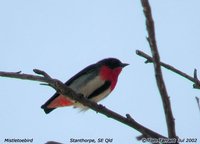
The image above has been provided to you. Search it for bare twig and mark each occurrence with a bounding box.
[45,141,63,144]
[136,50,200,89]
[33,69,52,79]
[141,0,177,140]
[193,69,200,89]
[0,70,166,140]
[195,97,200,112]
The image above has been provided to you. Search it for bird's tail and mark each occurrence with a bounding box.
[41,94,74,114]
[41,105,55,114]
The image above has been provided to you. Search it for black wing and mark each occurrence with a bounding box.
[41,63,98,114]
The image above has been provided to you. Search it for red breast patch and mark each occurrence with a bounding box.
[100,66,122,90]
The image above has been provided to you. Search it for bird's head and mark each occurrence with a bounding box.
[97,58,128,89]
[97,58,129,69]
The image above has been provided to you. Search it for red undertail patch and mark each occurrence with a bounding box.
[47,95,74,108]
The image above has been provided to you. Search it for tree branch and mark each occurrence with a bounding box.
[45,141,63,144]
[136,50,200,89]
[0,69,166,140]
[141,0,177,140]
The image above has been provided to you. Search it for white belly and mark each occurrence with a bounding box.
[73,87,111,111]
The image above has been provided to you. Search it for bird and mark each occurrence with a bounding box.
[41,58,128,114]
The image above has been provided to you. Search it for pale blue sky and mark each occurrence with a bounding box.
[0,0,200,143]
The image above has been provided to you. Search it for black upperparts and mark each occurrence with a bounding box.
[97,58,128,69]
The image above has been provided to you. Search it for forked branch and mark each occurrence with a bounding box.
[141,0,177,140]
[136,50,200,89]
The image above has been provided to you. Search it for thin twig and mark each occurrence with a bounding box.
[195,97,200,112]
[33,69,52,79]
[193,69,200,89]
[0,70,166,140]
[45,141,63,144]
[136,50,200,89]
[141,0,177,140]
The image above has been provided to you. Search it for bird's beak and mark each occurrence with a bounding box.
[121,63,129,68]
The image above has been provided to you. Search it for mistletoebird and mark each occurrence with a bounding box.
[41,58,128,114]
